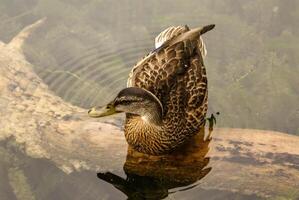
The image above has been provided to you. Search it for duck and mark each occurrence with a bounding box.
[88,24,215,155]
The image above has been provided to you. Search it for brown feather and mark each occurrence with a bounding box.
[125,25,214,155]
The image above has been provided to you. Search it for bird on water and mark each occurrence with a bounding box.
[88,24,215,155]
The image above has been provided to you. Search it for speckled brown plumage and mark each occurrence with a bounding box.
[125,25,214,155]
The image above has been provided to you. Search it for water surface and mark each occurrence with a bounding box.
[0,1,299,199]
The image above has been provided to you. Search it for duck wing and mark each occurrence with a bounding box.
[127,25,189,87]
[154,25,190,49]
[127,25,214,125]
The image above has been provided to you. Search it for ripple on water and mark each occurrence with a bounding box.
[38,37,155,108]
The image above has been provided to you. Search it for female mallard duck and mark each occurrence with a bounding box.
[88,24,215,155]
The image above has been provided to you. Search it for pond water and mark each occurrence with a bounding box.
[0,129,262,200]
[0,0,299,200]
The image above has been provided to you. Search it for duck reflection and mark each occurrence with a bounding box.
[97,126,212,199]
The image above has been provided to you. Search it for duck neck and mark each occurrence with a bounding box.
[139,107,163,126]
[124,113,166,154]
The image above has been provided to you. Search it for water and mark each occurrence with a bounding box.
[9,0,297,134]
[1,119,298,200]
[0,130,262,200]
[0,0,299,199]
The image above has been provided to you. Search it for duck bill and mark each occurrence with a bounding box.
[88,104,118,118]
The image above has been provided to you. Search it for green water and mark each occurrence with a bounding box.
[0,0,299,199]
[0,137,262,200]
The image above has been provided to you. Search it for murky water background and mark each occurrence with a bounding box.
[1,0,296,133]
[1,0,299,199]
[1,130,265,200]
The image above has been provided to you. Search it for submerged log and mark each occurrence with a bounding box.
[0,19,298,199]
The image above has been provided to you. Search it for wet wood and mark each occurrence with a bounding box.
[0,19,298,199]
